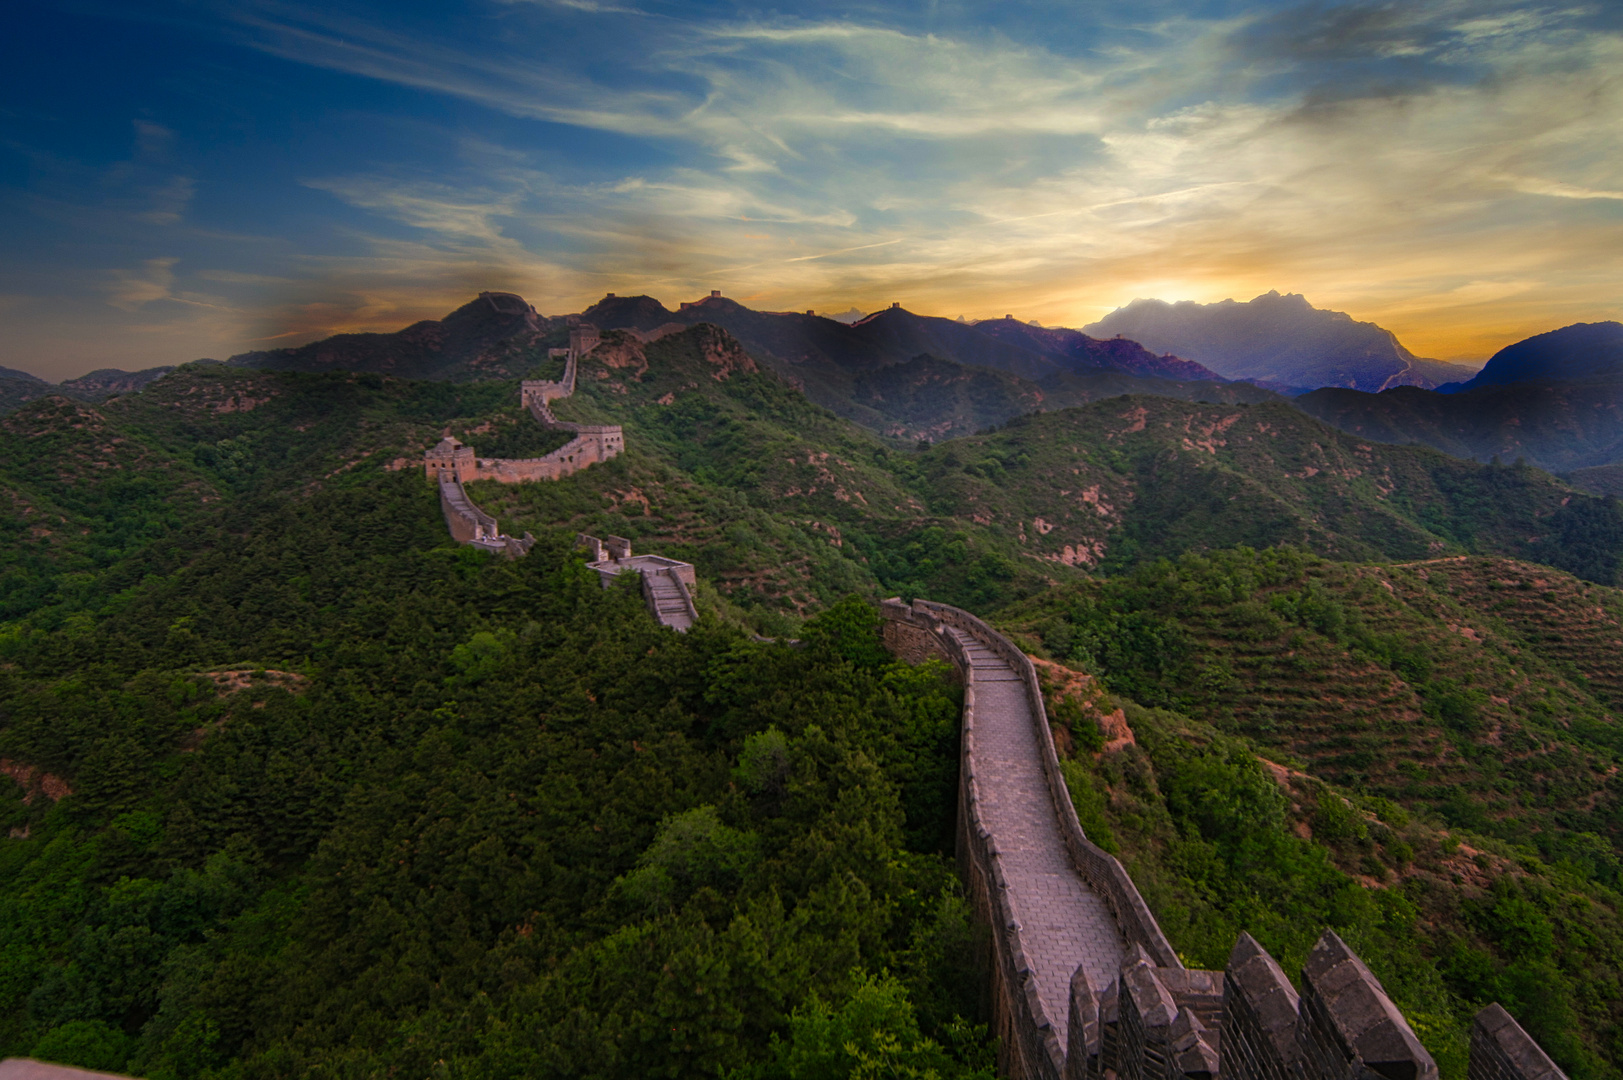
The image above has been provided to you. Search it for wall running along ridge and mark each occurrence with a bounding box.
[424,322,622,557]
[877,599,1567,1080]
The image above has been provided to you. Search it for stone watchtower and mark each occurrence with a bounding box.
[567,319,600,357]
[423,435,475,482]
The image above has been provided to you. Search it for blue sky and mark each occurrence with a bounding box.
[2,0,1620,379]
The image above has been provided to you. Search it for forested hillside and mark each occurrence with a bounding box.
[4,324,1623,1077]
[0,480,991,1078]
[1003,547,1623,1074]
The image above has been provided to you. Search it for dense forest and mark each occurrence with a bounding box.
[4,332,1623,1077]
[0,476,993,1078]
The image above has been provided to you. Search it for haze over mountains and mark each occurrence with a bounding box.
[0,364,174,415]
[1084,291,1478,393]
[1296,321,1623,479]
[10,289,1623,475]
[225,290,1273,441]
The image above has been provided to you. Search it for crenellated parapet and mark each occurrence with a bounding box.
[877,597,1567,1080]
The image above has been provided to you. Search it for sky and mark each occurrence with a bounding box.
[2,0,1620,380]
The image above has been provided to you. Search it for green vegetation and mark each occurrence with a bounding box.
[0,472,990,1078]
[1014,549,1623,1076]
[7,325,1623,1077]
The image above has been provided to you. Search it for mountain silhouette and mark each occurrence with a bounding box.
[1083,290,1475,392]
[1297,322,1623,473]
[1453,321,1623,391]
[230,291,552,380]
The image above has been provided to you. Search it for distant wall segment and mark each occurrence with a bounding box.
[878,598,1566,1080]
[423,323,622,557]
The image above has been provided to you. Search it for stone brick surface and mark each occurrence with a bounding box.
[1298,931,1437,1080]
[1470,1004,1568,1080]
[947,626,1127,1049]
[1222,932,1302,1080]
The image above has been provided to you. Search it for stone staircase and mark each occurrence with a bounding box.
[644,570,696,632]
[578,534,698,632]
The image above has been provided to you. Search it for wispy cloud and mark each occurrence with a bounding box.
[8,0,1621,376]
[107,257,180,310]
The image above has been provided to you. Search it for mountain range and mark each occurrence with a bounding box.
[1084,291,1477,392]
[12,292,1622,474]
[0,364,175,414]
[5,317,1623,1074]
[225,290,1272,441]
[1296,321,1623,477]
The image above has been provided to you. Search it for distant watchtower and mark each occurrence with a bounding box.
[423,435,476,481]
[567,320,600,357]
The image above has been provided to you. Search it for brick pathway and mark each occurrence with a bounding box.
[948,627,1126,1047]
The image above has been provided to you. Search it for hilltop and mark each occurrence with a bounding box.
[229,291,564,381]
[0,365,176,415]
[1454,321,1623,390]
[1085,291,1477,392]
[578,292,1266,441]
[8,324,1622,638]
[219,290,1260,442]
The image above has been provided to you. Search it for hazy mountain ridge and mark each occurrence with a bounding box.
[1454,321,1623,390]
[219,290,1246,439]
[1296,322,1623,474]
[1084,291,1478,392]
[229,291,562,381]
[0,365,176,415]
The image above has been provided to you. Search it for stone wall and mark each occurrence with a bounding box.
[576,535,698,631]
[877,597,1565,1080]
[438,473,499,543]
[881,598,1175,1080]
[905,599,1180,968]
[426,322,623,556]
[1472,1005,1568,1080]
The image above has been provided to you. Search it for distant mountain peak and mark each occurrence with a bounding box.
[1084,291,1471,392]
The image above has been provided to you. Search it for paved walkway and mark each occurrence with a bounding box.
[948,626,1126,1048]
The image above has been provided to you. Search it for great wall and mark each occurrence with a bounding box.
[0,296,1576,1080]
[424,312,697,631]
[876,597,1567,1080]
[420,299,1565,1080]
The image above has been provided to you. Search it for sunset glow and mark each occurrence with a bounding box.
[3,1,1620,378]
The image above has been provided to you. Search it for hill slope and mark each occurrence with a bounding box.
[6,325,1623,1075]
[1296,379,1623,473]
[0,366,177,416]
[898,396,1622,584]
[1085,291,1476,392]
[578,293,1250,440]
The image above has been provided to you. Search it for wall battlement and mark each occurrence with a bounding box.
[878,599,1566,1080]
